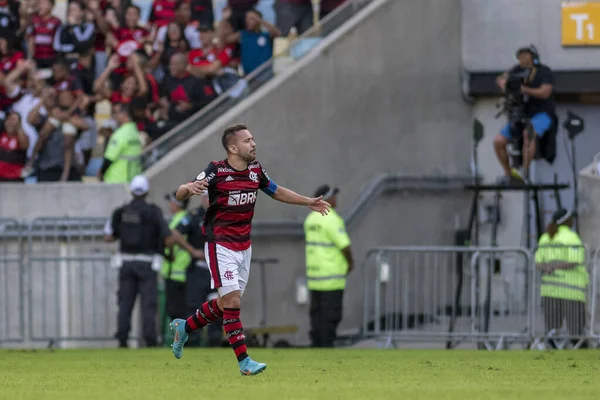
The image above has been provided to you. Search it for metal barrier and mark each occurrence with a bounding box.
[26,218,120,345]
[5,217,600,349]
[0,219,24,345]
[362,246,533,349]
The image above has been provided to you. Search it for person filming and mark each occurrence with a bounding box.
[493,45,555,184]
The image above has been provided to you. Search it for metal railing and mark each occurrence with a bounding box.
[6,217,600,350]
[362,246,532,350]
[141,0,374,170]
[362,245,600,350]
[26,218,119,344]
[0,218,125,347]
[0,218,24,345]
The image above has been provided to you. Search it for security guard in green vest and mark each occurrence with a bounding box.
[162,191,193,322]
[535,208,588,344]
[98,103,143,184]
[304,185,354,347]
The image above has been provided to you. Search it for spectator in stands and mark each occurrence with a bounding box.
[0,45,27,114]
[0,35,24,78]
[26,58,90,181]
[0,0,21,40]
[26,99,84,182]
[157,52,216,131]
[154,1,201,51]
[148,21,190,79]
[0,112,29,182]
[130,96,154,145]
[276,0,313,36]
[95,54,149,104]
[149,0,178,31]
[130,52,161,110]
[49,58,87,118]
[226,0,258,31]
[226,9,280,79]
[98,102,142,183]
[85,0,113,78]
[53,1,96,66]
[216,16,240,68]
[106,4,151,86]
[188,25,241,94]
[190,0,214,29]
[26,0,61,69]
[13,67,46,159]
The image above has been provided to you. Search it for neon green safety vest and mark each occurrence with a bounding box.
[304,208,351,291]
[103,122,142,183]
[161,210,191,282]
[535,225,589,302]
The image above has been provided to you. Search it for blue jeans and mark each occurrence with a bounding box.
[500,112,552,139]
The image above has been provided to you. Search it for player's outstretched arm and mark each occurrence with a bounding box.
[176,180,208,201]
[271,186,331,216]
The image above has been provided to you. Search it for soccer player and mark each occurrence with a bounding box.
[171,123,331,375]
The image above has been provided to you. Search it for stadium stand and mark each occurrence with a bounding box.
[0,0,346,184]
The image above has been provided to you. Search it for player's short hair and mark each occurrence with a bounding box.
[222,123,248,152]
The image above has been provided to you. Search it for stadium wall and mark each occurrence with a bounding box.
[0,183,130,219]
[145,0,474,343]
[462,0,600,72]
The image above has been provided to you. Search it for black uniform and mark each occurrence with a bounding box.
[111,198,171,347]
[176,206,223,347]
[508,63,556,117]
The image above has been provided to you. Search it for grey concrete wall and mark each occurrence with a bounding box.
[462,0,600,72]
[0,183,131,220]
[144,0,474,344]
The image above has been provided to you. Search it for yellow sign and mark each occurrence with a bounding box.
[562,2,600,46]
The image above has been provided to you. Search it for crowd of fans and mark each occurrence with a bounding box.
[0,0,347,183]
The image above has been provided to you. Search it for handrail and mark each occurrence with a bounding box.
[140,0,374,170]
[251,174,474,237]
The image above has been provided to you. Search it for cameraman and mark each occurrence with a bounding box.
[493,46,555,184]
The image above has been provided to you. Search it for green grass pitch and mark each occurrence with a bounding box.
[0,348,599,399]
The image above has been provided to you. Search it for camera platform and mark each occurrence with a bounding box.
[464,182,570,250]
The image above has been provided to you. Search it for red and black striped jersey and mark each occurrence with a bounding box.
[26,15,62,61]
[149,0,177,28]
[0,51,24,75]
[195,159,278,251]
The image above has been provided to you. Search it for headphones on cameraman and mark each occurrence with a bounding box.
[516,44,540,65]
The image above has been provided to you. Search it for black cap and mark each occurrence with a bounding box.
[314,184,339,200]
[197,24,214,33]
[165,191,189,209]
[552,208,575,225]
